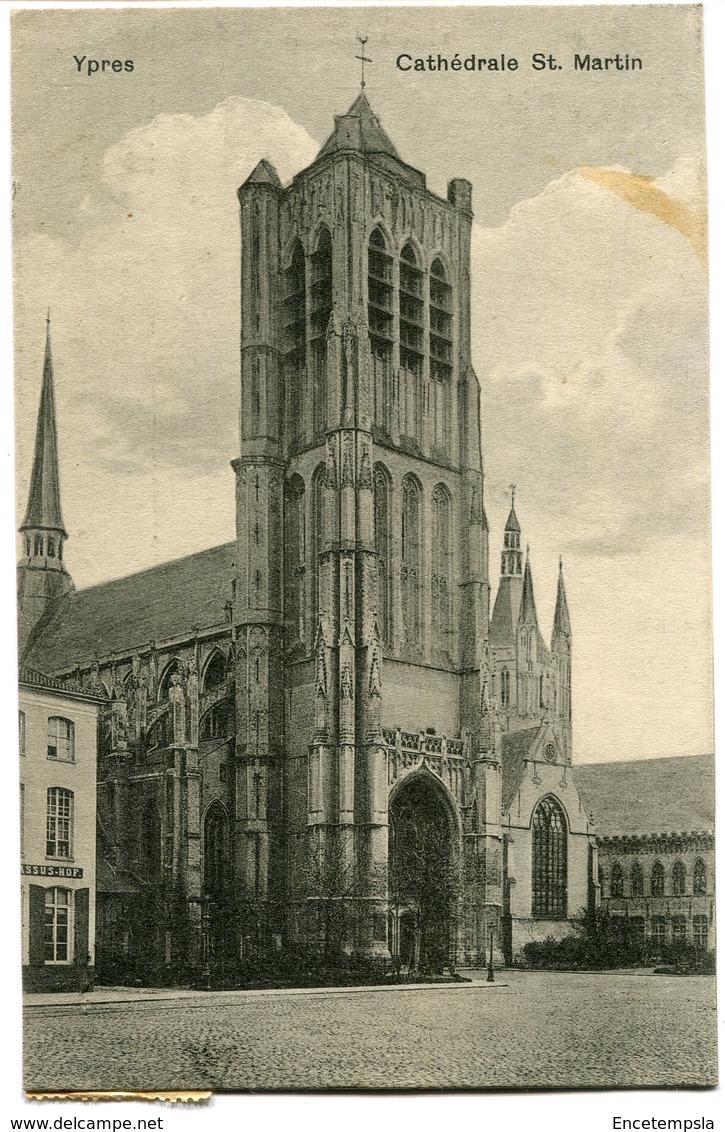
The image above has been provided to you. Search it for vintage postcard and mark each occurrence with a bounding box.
[10,1,716,1095]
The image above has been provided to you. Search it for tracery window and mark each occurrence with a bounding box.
[693,858,707,895]
[282,240,306,447]
[368,228,393,433]
[401,474,422,648]
[672,860,686,896]
[311,226,332,436]
[630,860,644,897]
[532,796,567,919]
[373,465,391,645]
[431,484,452,657]
[650,860,665,896]
[610,861,624,898]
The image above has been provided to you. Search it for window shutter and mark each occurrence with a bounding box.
[28,885,46,966]
[74,888,90,966]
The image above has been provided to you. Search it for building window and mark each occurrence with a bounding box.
[693,914,709,949]
[693,857,707,895]
[46,787,73,858]
[368,228,393,433]
[630,860,644,897]
[501,667,510,709]
[219,762,227,784]
[311,463,327,632]
[310,226,332,436]
[204,803,228,896]
[401,475,422,649]
[20,783,25,857]
[18,710,26,756]
[284,475,307,646]
[44,887,72,963]
[610,861,624,898]
[34,535,43,556]
[672,915,687,943]
[399,242,423,442]
[429,258,452,449]
[672,860,686,896]
[650,860,665,896]
[650,916,666,948]
[431,485,452,658]
[374,465,391,645]
[282,240,306,447]
[47,537,56,558]
[532,795,567,919]
[47,716,74,761]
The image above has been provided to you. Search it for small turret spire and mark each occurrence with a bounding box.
[519,548,539,627]
[552,557,572,640]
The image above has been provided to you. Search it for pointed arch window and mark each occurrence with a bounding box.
[399,242,423,442]
[429,258,452,450]
[401,475,422,649]
[532,796,567,919]
[282,241,306,447]
[630,860,644,897]
[650,860,665,896]
[284,475,307,647]
[501,667,510,709]
[431,484,452,658]
[610,861,624,898]
[672,860,686,896]
[311,227,332,435]
[693,857,707,895]
[374,465,391,646]
[203,802,229,896]
[368,228,393,433]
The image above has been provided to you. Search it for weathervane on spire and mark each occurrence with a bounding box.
[356,35,372,90]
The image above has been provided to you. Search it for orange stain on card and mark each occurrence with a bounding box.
[577,166,707,267]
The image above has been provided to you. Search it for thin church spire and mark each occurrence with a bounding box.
[21,314,66,536]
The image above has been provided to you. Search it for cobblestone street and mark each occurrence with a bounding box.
[23,971,717,1093]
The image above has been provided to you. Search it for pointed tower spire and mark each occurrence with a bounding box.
[490,488,525,649]
[519,546,539,627]
[552,557,572,641]
[21,313,66,537]
[17,316,73,656]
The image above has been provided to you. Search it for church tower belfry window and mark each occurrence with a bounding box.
[401,474,422,649]
[310,226,332,436]
[431,483,452,657]
[429,258,452,451]
[373,465,391,645]
[368,228,394,433]
[282,241,306,447]
[399,242,423,443]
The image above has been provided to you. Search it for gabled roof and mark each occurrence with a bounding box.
[317,91,401,161]
[572,754,715,836]
[23,542,236,673]
[501,726,541,811]
[19,666,105,703]
[21,320,66,535]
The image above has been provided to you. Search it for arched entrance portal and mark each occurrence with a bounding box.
[388,774,459,973]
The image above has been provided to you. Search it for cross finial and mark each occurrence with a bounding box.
[356,35,372,90]
[509,483,516,509]
[46,308,50,328]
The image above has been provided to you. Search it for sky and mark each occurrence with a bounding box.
[11,3,711,763]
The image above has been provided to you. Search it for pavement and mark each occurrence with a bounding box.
[23,969,717,1092]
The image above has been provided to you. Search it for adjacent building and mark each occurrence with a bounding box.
[19,667,103,991]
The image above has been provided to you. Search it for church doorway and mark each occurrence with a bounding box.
[388,774,459,974]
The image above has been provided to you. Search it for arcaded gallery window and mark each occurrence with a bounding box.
[46,787,73,859]
[650,860,665,896]
[693,857,707,895]
[532,796,567,919]
[44,887,72,963]
[630,860,644,897]
[47,716,74,761]
[610,861,624,898]
[672,860,686,896]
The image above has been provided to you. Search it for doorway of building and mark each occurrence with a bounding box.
[388,773,458,973]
